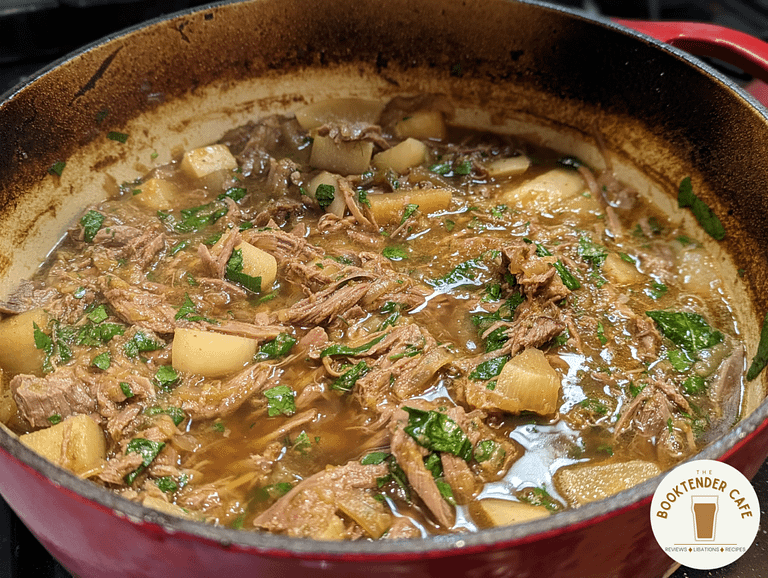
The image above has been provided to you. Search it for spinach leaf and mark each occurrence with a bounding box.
[255,333,297,361]
[331,361,371,392]
[320,333,387,358]
[91,351,111,370]
[175,293,216,323]
[646,310,724,353]
[382,245,408,261]
[402,407,472,461]
[263,385,296,417]
[747,311,768,381]
[124,438,166,485]
[124,330,165,358]
[173,200,229,233]
[577,236,608,267]
[519,485,562,513]
[144,406,185,426]
[154,366,180,391]
[225,248,262,293]
[217,187,247,202]
[469,355,509,381]
[678,176,726,241]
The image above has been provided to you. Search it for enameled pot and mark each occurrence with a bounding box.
[2,1,768,576]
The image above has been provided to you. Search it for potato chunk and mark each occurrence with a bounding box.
[484,155,531,178]
[367,187,452,224]
[295,98,385,131]
[172,327,258,377]
[472,498,550,528]
[492,348,561,415]
[307,171,346,218]
[19,414,106,475]
[501,168,599,215]
[372,138,428,174]
[394,110,447,141]
[234,241,277,291]
[554,460,661,507]
[180,144,237,179]
[0,308,49,376]
[134,178,179,211]
[602,253,645,286]
[309,135,373,175]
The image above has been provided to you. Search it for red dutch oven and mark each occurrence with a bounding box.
[2,1,768,577]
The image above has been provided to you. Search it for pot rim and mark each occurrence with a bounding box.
[1,0,767,559]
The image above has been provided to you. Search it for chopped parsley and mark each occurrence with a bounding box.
[315,183,335,208]
[123,330,164,358]
[79,210,105,243]
[107,131,129,144]
[153,366,180,391]
[48,160,66,176]
[175,293,216,323]
[264,385,296,417]
[144,406,185,426]
[519,485,562,513]
[172,200,229,233]
[382,245,408,261]
[91,351,111,370]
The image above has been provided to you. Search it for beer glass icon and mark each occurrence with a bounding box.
[691,496,718,541]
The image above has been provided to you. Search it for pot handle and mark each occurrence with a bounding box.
[614,19,768,105]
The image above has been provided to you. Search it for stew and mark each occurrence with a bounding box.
[0,94,753,539]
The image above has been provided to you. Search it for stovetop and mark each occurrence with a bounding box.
[1,0,768,576]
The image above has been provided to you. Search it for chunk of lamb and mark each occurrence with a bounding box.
[11,366,96,429]
[253,461,391,540]
[389,407,455,529]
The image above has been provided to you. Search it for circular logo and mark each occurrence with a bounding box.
[650,459,760,570]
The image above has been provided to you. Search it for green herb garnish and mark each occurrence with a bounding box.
[678,176,725,241]
[382,246,408,261]
[402,407,472,461]
[255,333,296,360]
[315,183,335,208]
[124,438,165,485]
[747,311,768,381]
[469,355,509,381]
[225,248,263,292]
[331,361,371,392]
[264,385,296,417]
[320,333,387,358]
[153,366,180,391]
[646,310,724,353]
[91,351,111,370]
[79,210,105,243]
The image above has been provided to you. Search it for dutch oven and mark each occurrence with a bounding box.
[1,1,768,576]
